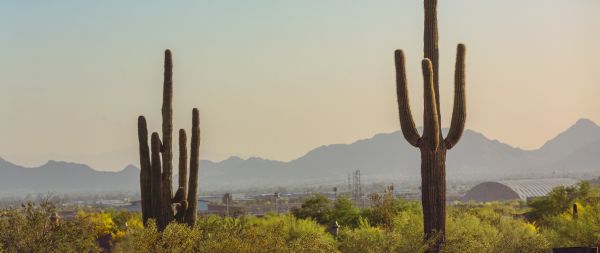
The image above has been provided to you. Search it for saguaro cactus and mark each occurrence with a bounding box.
[185,108,200,226]
[137,50,201,231]
[160,50,175,227]
[394,0,466,251]
[178,129,188,195]
[137,116,151,225]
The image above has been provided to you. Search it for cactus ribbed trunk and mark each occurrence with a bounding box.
[160,50,175,227]
[137,116,151,225]
[185,108,200,227]
[394,1,467,251]
[178,129,188,195]
[138,49,201,231]
[150,132,163,229]
[424,0,440,122]
[420,148,446,252]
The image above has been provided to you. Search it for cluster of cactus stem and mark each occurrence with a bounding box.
[395,0,466,251]
[138,50,200,231]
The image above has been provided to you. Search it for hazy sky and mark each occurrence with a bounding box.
[1,1,599,171]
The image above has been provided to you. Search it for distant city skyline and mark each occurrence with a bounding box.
[1,1,599,171]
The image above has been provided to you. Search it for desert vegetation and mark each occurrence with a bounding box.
[1,182,599,252]
[2,0,596,251]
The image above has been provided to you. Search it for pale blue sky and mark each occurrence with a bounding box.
[1,1,599,170]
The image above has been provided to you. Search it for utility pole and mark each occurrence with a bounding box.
[347,173,352,192]
[222,193,232,216]
[274,192,280,214]
[333,187,338,202]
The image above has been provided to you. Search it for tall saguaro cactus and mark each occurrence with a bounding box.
[185,108,200,227]
[160,50,175,227]
[394,0,466,251]
[137,50,201,231]
[137,116,151,225]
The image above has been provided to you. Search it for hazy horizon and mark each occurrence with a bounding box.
[1,0,599,171]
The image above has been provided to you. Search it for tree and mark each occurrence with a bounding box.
[332,197,361,228]
[291,194,333,225]
[527,182,591,223]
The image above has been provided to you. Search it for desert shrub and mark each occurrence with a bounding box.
[446,203,549,253]
[361,192,420,229]
[337,218,391,253]
[0,202,98,253]
[391,209,430,252]
[442,212,499,253]
[290,194,333,225]
[77,208,142,247]
[494,217,549,253]
[115,214,337,253]
[541,202,600,248]
[113,220,160,253]
[527,182,592,223]
[198,214,337,253]
[338,208,430,253]
[332,197,361,228]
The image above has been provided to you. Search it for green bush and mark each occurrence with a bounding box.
[443,212,499,252]
[290,194,333,225]
[115,214,337,253]
[337,218,395,253]
[0,203,98,253]
[494,217,549,253]
[542,202,600,248]
[527,182,592,223]
[332,197,361,228]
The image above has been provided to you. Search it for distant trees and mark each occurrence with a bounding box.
[527,182,592,223]
[526,182,600,248]
[332,197,361,228]
[0,202,99,252]
[291,192,416,229]
[290,194,332,225]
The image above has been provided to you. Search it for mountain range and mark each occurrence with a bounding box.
[1,119,599,195]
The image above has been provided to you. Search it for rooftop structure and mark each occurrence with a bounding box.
[462,178,579,202]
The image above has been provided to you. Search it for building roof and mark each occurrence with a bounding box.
[462,178,579,202]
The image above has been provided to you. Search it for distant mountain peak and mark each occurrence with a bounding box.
[223,156,244,162]
[573,118,599,129]
[120,164,139,173]
[537,118,600,159]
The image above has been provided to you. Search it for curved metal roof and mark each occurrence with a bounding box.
[497,178,579,200]
[462,178,579,202]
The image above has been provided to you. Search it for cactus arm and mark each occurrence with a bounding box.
[424,0,440,122]
[178,129,188,194]
[185,108,200,227]
[161,49,174,225]
[150,132,163,227]
[422,59,441,150]
[137,116,151,225]
[444,44,466,149]
[395,50,421,147]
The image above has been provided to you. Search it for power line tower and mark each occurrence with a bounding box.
[347,173,352,192]
[351,170,362,205]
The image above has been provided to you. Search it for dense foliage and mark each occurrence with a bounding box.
[1,182,600,252]
[0,202,99,253]
[114,214,337,253]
